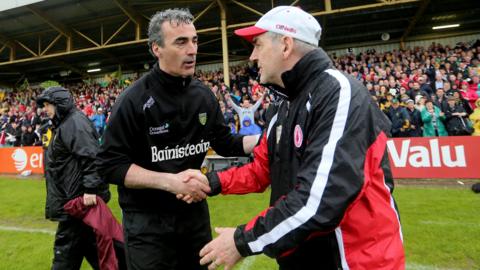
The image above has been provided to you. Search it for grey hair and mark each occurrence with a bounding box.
[148,8,194,55]
[266,32,317,55]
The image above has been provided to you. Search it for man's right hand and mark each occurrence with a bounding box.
[170,169,210,204]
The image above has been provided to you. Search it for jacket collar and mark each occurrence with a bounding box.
[152,62,192,94]
[276,48,333,101]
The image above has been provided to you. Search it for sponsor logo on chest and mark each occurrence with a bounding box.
[151,140,210,162]
[149,123,170,135]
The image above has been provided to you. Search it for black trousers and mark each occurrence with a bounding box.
[52,219,99,270]
[123,201,212,270]
[276,235,341,270]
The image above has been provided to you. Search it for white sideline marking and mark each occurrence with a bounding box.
[419,220,480,227]
[0,225,55,235]
[238,256,256,270]
[407,263,465,270]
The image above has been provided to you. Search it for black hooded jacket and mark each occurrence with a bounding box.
[36,87,110,221]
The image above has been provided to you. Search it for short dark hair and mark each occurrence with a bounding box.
[148,9,194,56]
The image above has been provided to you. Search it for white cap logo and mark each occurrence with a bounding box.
[12,149,27,172]
[256,6,321,46]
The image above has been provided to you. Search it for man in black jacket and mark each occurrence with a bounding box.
[96,8,258,270]
[405,99,423,137]
[198,6,404,270]
[36,86,110,270]
[444,95,471,135]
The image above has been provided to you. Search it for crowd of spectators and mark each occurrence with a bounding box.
[332,41,480,137]
[1,41,479,147]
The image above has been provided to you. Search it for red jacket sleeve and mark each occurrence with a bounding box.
[207,133,270,195]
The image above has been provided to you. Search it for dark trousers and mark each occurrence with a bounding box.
[123,201,212,270]
[277,235,341,270]
[52,219,99,270]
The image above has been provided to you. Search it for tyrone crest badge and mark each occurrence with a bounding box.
[198,113,207,125]
[294,125,303,148]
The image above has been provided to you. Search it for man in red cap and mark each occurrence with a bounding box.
[199,5,405,270]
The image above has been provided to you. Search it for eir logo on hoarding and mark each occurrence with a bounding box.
[6,147,43,176]
[387,138,465,168]
[11,149,28,171]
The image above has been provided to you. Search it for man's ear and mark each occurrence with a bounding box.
[152,42,162,59]
[281,36,294,59]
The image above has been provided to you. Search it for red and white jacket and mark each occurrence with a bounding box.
[207,49,405,269]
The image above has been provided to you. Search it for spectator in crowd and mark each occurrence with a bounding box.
[469,75,479,96]
[405,99,423,137]
[415,95,426,111]
[433,73,445,92]
[20,124,39,146]
[219,100,235,126]
[451,90,473,115]
[238,116,262,135]
[444,96,472,135]
[96,8,259,270]
[421,100,448,136]
[5,120,21,146]
[36,86,110,270]
[224,91,264,131]
[418,76,434,97]
[444,81,454,96]
[460,81,478,110]
[433,88,448,112]
[408,81,429,100]
[387,98,410,137]
[199,6,404,270]
[255,96,272,130]
[89,107,106,136]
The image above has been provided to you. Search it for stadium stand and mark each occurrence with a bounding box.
[1,40,479,147]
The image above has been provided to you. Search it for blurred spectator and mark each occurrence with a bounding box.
[238,116,262,136]
[433,73,445,92]
[432,88,448,112]
[387,99,410,137]
[459,81,478,110]
[418,76,434,97]
[405,99,423,137]
[451,90,473,115]
[21,125,40,146]
[5,120,21,146]
[415,95,426,111]
[408,81,429,100]
[224,91,264,130]
[421,100,448,137]
[89,107,106,136]
[444,96,473,135]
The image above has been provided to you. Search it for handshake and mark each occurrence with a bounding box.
[170,169,211,204]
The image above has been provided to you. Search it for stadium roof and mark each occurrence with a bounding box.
[0,0,479,87]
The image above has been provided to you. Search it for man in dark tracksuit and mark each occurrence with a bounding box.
[199,6,405,270]
[36,87,110,270]
[387,99,410,137]
[96,8,258,270]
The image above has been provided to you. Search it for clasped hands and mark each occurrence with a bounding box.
[171,169,210,204]
[172,170,243,269]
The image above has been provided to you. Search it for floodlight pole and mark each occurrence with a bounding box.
[217,0,230,87]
